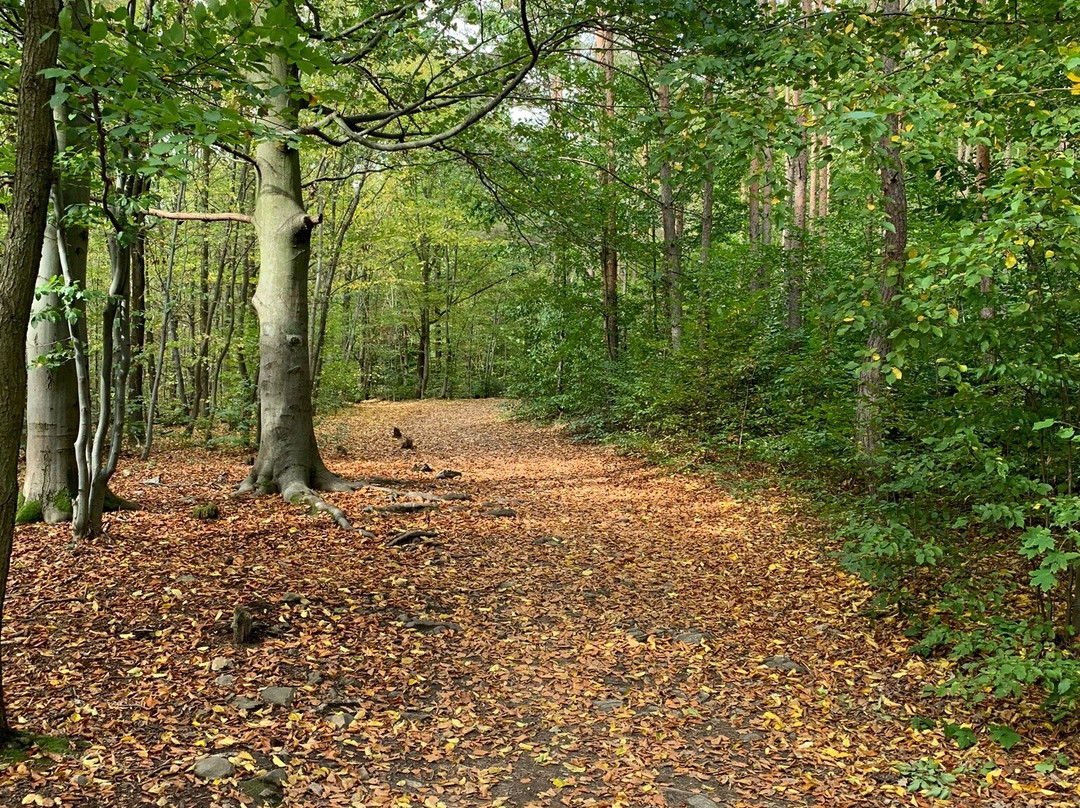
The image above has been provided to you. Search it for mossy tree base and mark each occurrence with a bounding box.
[15,488,138,526]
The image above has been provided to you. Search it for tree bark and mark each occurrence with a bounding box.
[0,0,61,738]
[856,0,908,463]
[597,25,619,361]
[238,2,352,528]
[20,1,91,525]
[783,87,808,335]
[658,83,683,353]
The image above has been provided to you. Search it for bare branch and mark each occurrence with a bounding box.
[146,208,252,223]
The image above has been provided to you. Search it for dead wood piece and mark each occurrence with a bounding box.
[412,463,433,473]
[400,437,414,450]
[403,491,440,502]
[232,607,253,645]
[392,426,402,439]
[396,615,461,634]
[434,469,462,480]
[376,502,438,514]
[387,529,439,548]
[437,492,471,502]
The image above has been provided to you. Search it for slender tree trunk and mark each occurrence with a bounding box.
[698,171,713,349]
[142,186,186,460]
[416,243,432,399]
[976,142,995,319]
[312,180,362,394]
[597,25,619,361]
[0,0,61,737]
[658,82,683,353]
[856,0,907,463]
[129,214,147,440]
[783,88,808,334]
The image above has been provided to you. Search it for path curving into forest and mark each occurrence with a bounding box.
[2,400,1075,807]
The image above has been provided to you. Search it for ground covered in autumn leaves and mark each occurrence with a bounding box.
[3,399,1080,808]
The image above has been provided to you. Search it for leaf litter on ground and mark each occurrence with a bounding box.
[3,399,1080,807]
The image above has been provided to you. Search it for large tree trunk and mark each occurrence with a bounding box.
[20,221,84,525]
[0,0,61,739]
[20,2,91,525]
[238,12,352,528]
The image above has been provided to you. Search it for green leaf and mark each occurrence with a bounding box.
[988,724,1022,751]
[943,723,977,750]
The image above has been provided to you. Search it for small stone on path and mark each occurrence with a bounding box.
[662,788,725,808]
[482,507,516,518]
[593,698,623,712]
[214,673,236,688]
[676,630,708,645]
[764,654,807,673]
[232,696,260,711]
[435,469,462,480]
[211,656,233,672]
[194,755,234,780]
[329,712,354,730]
[259,686,295,707]
[281,593,303,604]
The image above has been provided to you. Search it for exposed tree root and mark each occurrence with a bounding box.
[234,460,446,530]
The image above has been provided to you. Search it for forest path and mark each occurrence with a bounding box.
[4,400,1071,807]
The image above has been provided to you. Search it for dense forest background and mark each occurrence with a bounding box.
[4,0,1080,744]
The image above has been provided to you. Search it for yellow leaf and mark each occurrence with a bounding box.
[891,367,902,380]
[762,711,784,730]
[1068,71,1080,83]
[1005,252,1017,268]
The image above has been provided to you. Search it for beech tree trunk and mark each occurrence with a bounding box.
[20,2,91,525]
[238,8,352,528]
[0,0,61,738]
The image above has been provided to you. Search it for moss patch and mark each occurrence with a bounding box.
[0,733,77,770]
[15,496,43,525]
[192,502,220,520]
[52,487,73,519]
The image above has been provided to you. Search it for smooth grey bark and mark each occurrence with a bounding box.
[311,179,362,395]
[238,7,354,529]
[0,0,61,737]
[142,182,186,460]
[20,2,91,525]
[21,221,84,524]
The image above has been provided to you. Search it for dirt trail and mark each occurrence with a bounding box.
[2,400,1076,807]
